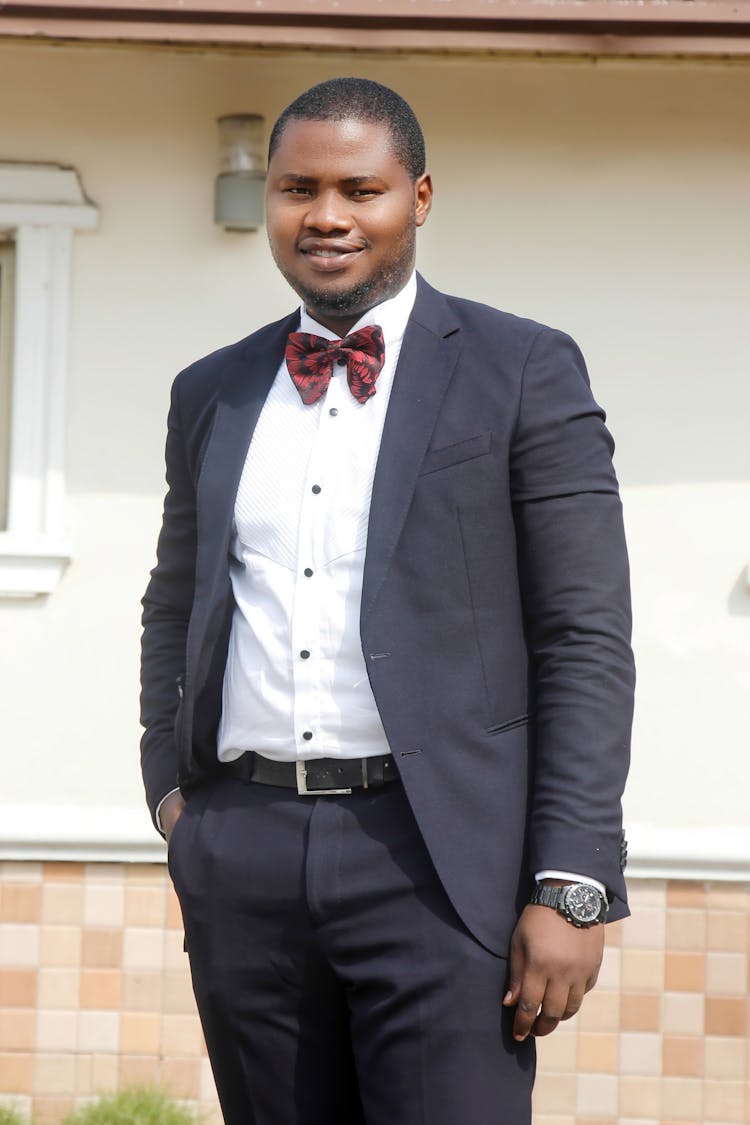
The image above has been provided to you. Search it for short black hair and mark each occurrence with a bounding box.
[268,78,426,181]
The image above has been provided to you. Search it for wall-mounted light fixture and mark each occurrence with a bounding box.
[214,114,266,232]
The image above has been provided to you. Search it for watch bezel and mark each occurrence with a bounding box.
[562,883,608,926]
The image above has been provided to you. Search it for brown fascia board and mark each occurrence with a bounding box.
[0,0,749,21]
[0,0,749,54]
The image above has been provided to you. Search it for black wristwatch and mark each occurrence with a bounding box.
[530,882,608,927]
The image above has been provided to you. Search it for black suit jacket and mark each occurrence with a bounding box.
[141,275,634,955]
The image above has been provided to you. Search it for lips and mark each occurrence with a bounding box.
[298,239,365,272]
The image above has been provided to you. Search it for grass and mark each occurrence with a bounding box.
[63,1089,199,1125]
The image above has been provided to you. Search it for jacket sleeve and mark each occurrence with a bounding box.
[140,375,197,830]
[510,327,635,918]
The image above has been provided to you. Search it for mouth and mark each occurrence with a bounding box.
[298,239,365,273]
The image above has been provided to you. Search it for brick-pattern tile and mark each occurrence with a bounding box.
[0,883,42,923]
[39,925,81,967]
[1,864,749,1125]
[665,950,705,991]
[162,1057,201,1098]
[705,995,747,1036]
[666,881,706,909]
[662,1034,703,1077]
[0,1049,33,1092]
[619,1074,661,1118]
[41,882,83,924]
[705,1035,745,1080]
[0,1009,36,1050]
[619,992,660,1031]
[0,923,40,967]
[577,1032,618,1073]
[41,863,83,883]
[662,991,704,1035]
[0,968,37,1006]
[79,968,122,1009]
[81,927,123,969]
[119,1011,160,1054]
[37,968,80,1009]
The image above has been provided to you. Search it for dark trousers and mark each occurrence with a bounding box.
[168,774,535,1125]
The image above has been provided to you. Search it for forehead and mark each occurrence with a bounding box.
[270,117,404,178]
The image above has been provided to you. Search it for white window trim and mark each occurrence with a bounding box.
[0,163,98,597]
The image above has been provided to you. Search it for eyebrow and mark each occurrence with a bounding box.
[278,174,384,185]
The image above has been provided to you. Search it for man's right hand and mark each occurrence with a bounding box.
[161,790,186,846]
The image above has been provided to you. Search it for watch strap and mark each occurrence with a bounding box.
[531,884,567,911]
[530,881,608,926]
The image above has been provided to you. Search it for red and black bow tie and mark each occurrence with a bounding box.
[285,325,385,406]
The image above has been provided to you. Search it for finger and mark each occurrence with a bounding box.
[512,977,545,1042]
[503,934,525,1007]
[532,982,570,1038]
[560,987,585,1022]
[532,981,568,1039]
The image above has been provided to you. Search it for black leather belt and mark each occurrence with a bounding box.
[223,751,399,795]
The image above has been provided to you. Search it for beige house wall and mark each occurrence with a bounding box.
[0,41,747,854]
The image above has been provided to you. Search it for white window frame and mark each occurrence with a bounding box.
[0,162,98,596]
[0,239,14,529]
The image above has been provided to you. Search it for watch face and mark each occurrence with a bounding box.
[565,884,604,924]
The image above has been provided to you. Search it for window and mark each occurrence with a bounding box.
[0,163,97,596]
[0,239,14,530]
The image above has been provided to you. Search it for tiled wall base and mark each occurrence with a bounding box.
[534,881,750,1125]
[1,865,748,1124]
[0,862,221,1125]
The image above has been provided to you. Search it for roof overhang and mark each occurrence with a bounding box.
[0,0,749,57]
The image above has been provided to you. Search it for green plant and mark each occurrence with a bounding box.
[0,1108,29,1125]
[63,1088,198,1125]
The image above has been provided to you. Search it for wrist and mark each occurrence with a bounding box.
[530,882,608,927]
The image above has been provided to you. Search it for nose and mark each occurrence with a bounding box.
[303,189,352,234]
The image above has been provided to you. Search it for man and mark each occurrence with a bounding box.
[141,78,634,1125]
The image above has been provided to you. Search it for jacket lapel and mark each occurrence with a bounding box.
[191,311,298,682]
[361,277,461,627]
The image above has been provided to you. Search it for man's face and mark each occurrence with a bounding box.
[265,116,432,335]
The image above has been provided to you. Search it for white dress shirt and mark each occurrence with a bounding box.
[216,274,416,764]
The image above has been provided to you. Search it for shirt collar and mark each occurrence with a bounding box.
[298,271,417,347]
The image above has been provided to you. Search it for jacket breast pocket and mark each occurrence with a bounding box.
[418,431,492,477]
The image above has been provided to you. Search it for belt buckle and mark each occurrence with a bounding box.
[296,760,352,797]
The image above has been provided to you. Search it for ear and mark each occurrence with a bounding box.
[414,173,433,227]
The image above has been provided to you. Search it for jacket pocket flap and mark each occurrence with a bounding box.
[419,431,492,477]
[486,714,529,736]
